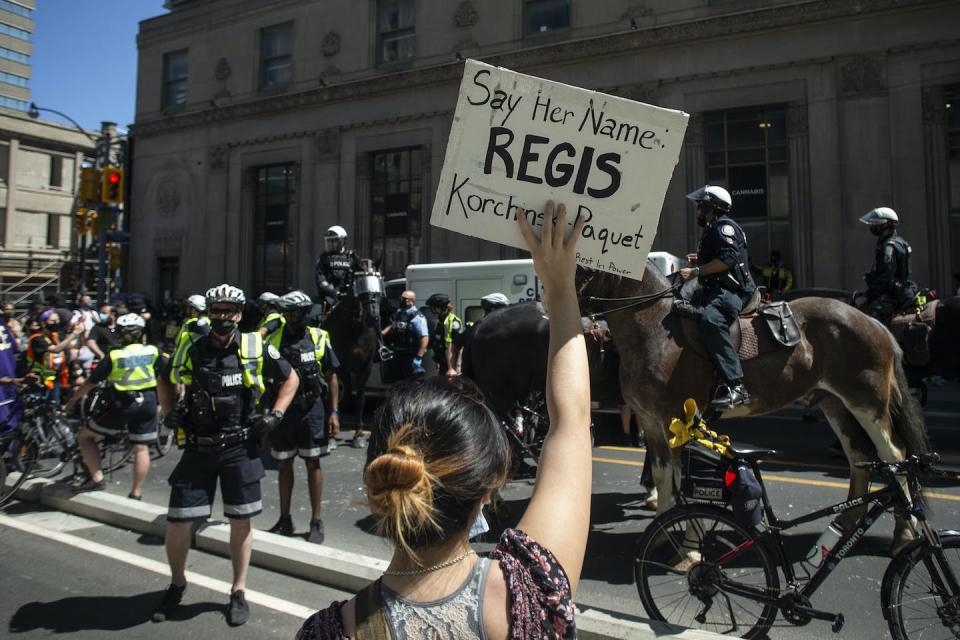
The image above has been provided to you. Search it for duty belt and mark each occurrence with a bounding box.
[187,428,250,453]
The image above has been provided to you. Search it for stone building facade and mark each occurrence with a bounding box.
[130,0,960,302]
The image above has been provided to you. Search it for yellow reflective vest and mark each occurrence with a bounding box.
[306,327,329,374]
[177,332,266,397]
[259,312,285,350]
[107,343,160,391]
[170,316,208,384]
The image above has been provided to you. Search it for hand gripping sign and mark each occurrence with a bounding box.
[431,60,688,281]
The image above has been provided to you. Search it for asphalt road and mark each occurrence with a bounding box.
[2,381,958,639]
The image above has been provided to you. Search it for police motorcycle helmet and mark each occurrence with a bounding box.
[205,284,246,310]
[185,294,206,313]
[325,225,348,253]
[481,292,510,313]
[116,312,146,344]
[859,207,899,236]
[686,185,733,213]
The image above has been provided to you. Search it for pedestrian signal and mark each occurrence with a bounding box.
[101,167,124,205]
[80,167,101,204]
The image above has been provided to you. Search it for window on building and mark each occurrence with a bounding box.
[156,256,180,306]
[253,163,296,293]
[705,105,789,271]
[524,0,571,36]
[46,213,59,248]
[162,49,188,109]
[0,21,29,41]
[371,148,422,278]
[48,156,63,189]
[260,23,292,90]
[0,70,27,88]
[0,1,33,18]
[378,0,415,64]
[947,85,960,286]
[0,46,27,64]
[0,95,28,111]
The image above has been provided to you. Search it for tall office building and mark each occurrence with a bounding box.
[0,0,32,112]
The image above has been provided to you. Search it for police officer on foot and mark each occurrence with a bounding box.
[256,292,284,348]
[855,207,915,323]
[66,313,160,498]
[265,290,340,544]
[154,284,299,626]
[382,290,429,380]
[679,185,756,409]
[169,295,209,391]
[315,225,363,308]
[426,293,463,379]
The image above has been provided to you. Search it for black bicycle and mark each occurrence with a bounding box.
[634,449,959,639]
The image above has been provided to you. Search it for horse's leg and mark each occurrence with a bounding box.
[819,395,873,531]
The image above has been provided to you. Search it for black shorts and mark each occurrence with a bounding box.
[268,401,328,460]
[166,443,265,521]
[87,388,158,444]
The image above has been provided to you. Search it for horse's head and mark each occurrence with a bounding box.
[575,266,617,315]
[575,260,675,316]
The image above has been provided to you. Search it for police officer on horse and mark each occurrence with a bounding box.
[679,185,756,409]
[856,207,916,323]
[315,225,363,308]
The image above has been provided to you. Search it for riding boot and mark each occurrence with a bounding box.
[710,382,751,409]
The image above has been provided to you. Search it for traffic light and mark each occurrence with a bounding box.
[80,167,101,204]
[101,167,124,205]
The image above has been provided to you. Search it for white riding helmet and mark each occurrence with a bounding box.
[185,294,206,312]
[278,290,313,310]
[325,225,347,242]
[116,313,146,330]
[858,207,899,225]
[205,284,245,308]
[686,185,733,213]
[258,292,279,306]
[481,293,510,307]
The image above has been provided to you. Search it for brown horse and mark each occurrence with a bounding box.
[577,264,930,550]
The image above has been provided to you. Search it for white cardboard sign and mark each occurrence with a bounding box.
[430,60,688,281]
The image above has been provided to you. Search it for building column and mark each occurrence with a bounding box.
[683,113,705,249]
[787,102,813,287]
[353,153,371,258]
[921,85,951,294]
[4,138,17,247]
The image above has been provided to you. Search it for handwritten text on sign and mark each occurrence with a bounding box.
[430,60,688,280]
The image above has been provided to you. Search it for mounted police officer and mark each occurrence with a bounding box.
[426,293,463,379]
[66,313,160,498]
[381,290,429,381]
[169,294,209,389]
[266,290,340,545]
[256,291,284,348]
[679,185,756,409]
[856,207,916,323]
[154,284,299,626]
[315,225,363,308]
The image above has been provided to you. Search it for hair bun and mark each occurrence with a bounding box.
[365,445,428,497]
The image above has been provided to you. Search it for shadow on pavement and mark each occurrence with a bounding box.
[8,591,221,632]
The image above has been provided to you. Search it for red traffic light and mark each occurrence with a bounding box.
[108,172,121,184]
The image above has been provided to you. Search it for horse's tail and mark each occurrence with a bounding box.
[889,348,930,458]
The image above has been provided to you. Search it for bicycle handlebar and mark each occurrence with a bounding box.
[853,453,944,475]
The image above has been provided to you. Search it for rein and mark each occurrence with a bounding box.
[586,282,680,319]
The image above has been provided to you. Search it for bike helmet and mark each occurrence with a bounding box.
[858,207,899,225]
[278,290,314,311]
[426,293,451,308]
[205,284,245,308]
[686,185,733,213]
[257,292,280,307]
[185,294,206,313]
[116,313,146,330]
[481,293,510,307]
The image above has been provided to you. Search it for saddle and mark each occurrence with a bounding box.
[672,280,801,361]
[887,299,938,366]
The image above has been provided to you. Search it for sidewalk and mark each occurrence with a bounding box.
[10,476,725,640]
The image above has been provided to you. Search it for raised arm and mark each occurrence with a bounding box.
[515,201,591,596]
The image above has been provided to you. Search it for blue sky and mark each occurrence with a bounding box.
[31,1,166,132]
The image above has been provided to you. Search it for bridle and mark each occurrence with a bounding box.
[578,268,680,320]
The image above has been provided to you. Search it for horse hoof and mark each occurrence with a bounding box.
[643,498,658,511]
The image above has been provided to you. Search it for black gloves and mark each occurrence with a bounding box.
[162,411,183,432]
[251,410,283,439]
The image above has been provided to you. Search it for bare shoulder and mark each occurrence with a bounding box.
[482,557,509,640]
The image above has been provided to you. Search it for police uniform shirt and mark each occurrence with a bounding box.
[870,232,911,292]
[278,331,340,387]
[697,214,754,291]
[316,250,363,289]
[395,306,429,339]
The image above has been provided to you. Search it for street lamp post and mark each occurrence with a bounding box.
[28,103,122,306]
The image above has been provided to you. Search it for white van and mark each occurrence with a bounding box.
[406,259,538,324]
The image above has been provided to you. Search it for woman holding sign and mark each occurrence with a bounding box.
[296,202,590,639]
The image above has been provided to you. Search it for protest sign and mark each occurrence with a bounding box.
[430,59,688,281]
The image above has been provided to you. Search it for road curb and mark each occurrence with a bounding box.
[11,476,725,639]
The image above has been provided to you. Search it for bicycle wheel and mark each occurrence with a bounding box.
[635,504,780,638]
[0,435,38,507]
[29,418,70,479]
[100,433,133,473]
[885,532,960,639]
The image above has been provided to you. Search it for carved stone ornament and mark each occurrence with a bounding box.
[839,56,886,96]
[453,1,479,28]
[321,31,341,57]
[215,58,231,81]
[156,176,182,218]
[209,144,227,171]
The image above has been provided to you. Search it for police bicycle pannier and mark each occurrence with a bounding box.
[680,440,733,504]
